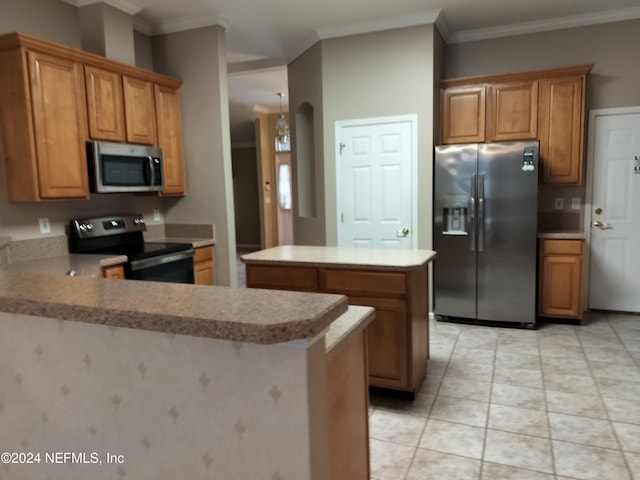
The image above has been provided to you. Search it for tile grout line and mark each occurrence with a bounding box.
[401,322,457,480]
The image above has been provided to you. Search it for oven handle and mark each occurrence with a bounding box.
[129,248,195,271]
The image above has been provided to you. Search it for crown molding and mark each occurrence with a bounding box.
[449,5,640,44]
[145,12,232,36]
[61,0,143,15]
[287,8,442,63]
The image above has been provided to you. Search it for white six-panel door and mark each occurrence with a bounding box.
[588,109,640,312]
[336,116,416,249]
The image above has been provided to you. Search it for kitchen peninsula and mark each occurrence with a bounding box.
[242,246,437,396]
[0,270,373,479]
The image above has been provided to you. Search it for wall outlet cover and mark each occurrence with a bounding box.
[38,218,51,234]
[554,198,564,210]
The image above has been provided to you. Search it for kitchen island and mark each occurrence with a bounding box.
[242,246,437,396]
[0,270,373,479]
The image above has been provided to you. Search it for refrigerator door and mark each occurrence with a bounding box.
[476,141,539,324]
[433,144,478,319]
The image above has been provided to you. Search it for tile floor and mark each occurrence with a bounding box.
[236,254,640,479]
[369,312,640,480]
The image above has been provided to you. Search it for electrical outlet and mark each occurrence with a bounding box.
[153,209,161,221]
[571,197,581,210]
[38,217,51,234]
[554,198,564,210]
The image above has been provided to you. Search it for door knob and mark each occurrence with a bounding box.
[593,220,612,230]
[396,227,410,237]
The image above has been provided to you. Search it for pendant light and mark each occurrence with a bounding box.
[275,92,289,142]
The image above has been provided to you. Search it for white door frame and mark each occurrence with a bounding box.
[335,114,419,248]
[584,105,640,308]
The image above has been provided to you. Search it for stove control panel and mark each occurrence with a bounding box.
[70,214,146,239]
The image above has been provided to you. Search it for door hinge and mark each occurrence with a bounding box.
[339,143,346,155]
[341,212,344,223]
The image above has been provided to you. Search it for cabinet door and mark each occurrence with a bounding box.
[28,50,89,199]
[441,85,486,144]
[85,66,125,142]
[540,240,584,319]
[194,246,215,285]
[538,75,585,184]
[155,85,186,195]
[350,296,408,390]
[487,80,538,141]
[123,75,157,145]
[194,260,214,285]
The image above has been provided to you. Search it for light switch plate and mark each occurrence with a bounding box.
[571,197,581,210]
[153,209,161,221]
[554,198,564,210]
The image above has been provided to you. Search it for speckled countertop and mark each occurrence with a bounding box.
[159,237,215,249]
[0,271,349,344]
[324,305,374,359]
[241,246,437,270]
[2,254,127,277]
[538,231,586,240]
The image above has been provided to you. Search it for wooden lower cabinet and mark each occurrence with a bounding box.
[539,239,584,320]
[101,264,125,279]
[193,246,215,285]
[246,264,429,395]
[327,329,369,479]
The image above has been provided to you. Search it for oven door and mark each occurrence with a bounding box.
[127,249,195,284]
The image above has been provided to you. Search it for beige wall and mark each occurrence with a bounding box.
[288,42,326,246]
[0,0,80,47]
[444,19,640,110]
[151,26,237,286]
[289,26,437,248]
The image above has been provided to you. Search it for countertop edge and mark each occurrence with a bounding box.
[324,305,375,360]
[241,247,437,271]
[0,272,349,345]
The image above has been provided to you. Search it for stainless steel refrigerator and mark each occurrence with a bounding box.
[433,141,539,328]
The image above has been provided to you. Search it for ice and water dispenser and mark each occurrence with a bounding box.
[442,206,468,235]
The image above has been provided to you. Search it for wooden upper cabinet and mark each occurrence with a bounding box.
[538,75,585,184]
[85,65,125,142]
[487,80,538,141]
[28,51,90,200]
[0,47,90,201]
[155,85,186,195]
[441,85,486,144]
[123,75,157,145]
[440,65,591,184]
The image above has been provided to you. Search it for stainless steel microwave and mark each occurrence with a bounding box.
[88,140,164,193]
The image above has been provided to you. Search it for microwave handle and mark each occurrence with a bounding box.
[147,156,155,187]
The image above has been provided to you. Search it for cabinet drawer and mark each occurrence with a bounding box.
[246,265,319,291]
[542,239,583,255]
[193,246,213,263]
[323,269,406,296]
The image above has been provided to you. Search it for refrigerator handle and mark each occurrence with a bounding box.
[478,174,485,252]
[469,173,476,252]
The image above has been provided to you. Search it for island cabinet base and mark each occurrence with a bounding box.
[327,328,369,479]
[246,263,430,395]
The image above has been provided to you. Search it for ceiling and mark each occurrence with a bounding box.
[67,0,640,143]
